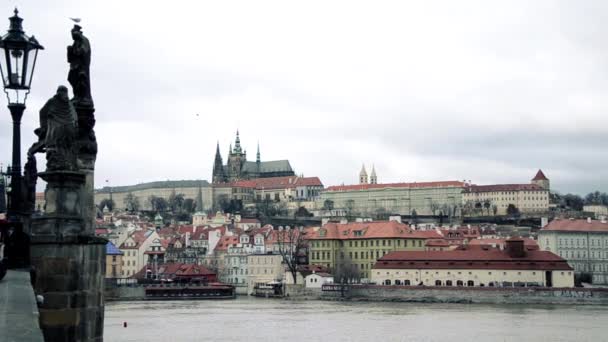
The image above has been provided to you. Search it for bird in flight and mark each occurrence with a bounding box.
[70,18,81,23]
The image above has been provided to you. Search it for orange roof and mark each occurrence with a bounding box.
[326,181,464,192]
[532,169,548,181]
[375,249,572,271]
[542,219,608,233]
[307,221,440,240]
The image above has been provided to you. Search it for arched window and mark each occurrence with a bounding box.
[446,280,453,286]
[384,279,391,286]
[457,280,463,286]
[395,279,402,285]
[435,280,442,286]
[404,280,411,286]
[467,280,475,287]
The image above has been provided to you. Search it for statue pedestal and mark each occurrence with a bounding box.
[30,169,106,341]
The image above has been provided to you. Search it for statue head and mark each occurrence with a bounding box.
[71,25,83,40]
[56,85,69,101]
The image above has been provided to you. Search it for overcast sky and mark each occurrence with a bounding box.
[0,1,606,194]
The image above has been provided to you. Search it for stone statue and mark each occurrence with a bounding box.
[39,86,78,171]
[22,154,38,213]
[67,25,93,108]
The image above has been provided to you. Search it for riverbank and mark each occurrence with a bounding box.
[317,285,608,305]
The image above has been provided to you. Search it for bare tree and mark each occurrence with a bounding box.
[334,256,360,284]
[276,226,307,285]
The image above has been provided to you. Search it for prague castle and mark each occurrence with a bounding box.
[212,131,295,184]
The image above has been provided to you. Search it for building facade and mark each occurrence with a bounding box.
[462,170,550,216]
[246,253,284,293]
[539,218,608,284]
[212,131,295,183]
[105,242,123,278]
[317,181,465,217]
[372,239,573,287]
[306,221,440,279]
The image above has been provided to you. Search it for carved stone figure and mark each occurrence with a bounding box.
[22,154,38,213]
[39,86,78,171]
[67,25,93,108]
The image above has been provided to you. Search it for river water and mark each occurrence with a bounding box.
[105,298,608,342]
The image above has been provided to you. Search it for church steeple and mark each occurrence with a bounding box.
[212,141,226,184]
[370,165,377,184]
[233,130,242,154]
[359,164,368,184]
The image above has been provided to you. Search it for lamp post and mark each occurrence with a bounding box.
[0,8,43,220]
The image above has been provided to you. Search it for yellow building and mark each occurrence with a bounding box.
[462,170,550,216]
[306,221,441,279]
[105,242,123,279]
[371,238,573,287]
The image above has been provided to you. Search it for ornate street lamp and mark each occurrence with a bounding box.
[0,8,43,219]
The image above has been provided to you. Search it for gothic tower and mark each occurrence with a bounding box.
[359,164,368,184]
[226,130,247,181]
[212,142,226,183]
[370,165,378,184]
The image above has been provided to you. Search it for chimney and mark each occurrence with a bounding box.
[339,218,348,224]
[185,232,190,247]
[389,216,402,223]
[321,218,329,226]
[505,237,525,258]
[587,217,592,224]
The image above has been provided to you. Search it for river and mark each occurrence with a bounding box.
[105,298,608,342]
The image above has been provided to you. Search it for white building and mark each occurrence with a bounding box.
[119,229,159,277]
[539,218,608,284]
[305,272,334,288]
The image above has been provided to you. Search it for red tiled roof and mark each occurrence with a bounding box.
[532,169,548,181]
[307,221,441,240]
[374,249,571,271]
[214,235,240,251]
[326,181,464,192]
[220,176,323,190]
[542,219,608,233]
[425,239,450,247]
[464,184,545,193]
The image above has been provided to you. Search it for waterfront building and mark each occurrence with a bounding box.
[317,181,465,217]
[105,242,123,278]
[462,170,550,216]
[538,218,608,284]
[212,131,295,184]
[372,238,573,287]
[247,253,285,294]
[119,229,159,277]
[306,221,441,279]
[305,272,334,288]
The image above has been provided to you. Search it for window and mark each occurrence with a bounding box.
[384,279,391,285]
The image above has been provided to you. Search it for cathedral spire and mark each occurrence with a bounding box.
[256,142,261,163]
[212,141,226,184]
[234,130,242,153]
